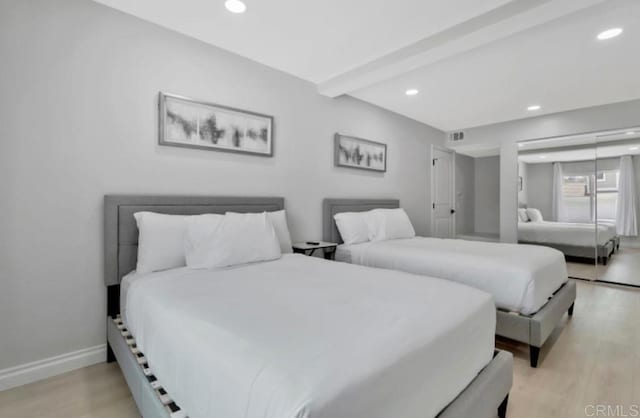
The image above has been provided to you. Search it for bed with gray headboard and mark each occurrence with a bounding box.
[517,203,617,264]
[323,198,576,368]
[103,195,284,418]
[103,194,512,418]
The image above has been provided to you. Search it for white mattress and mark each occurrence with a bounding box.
[125,254,495,418]
[518,221,617,246]
[336,237,568,315]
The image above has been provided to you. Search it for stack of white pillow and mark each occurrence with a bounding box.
[133,210,293,274]
[334,208,416,245]
[518,208,544,223]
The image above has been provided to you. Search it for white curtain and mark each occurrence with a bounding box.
[552,162,566,222]
[616,155,638,236]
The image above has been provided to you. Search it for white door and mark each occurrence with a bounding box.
[432,148,455,238]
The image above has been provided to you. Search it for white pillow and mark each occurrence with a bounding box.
[223,210,292,254]
[186,212,281,269]
[518,208,530,223]
[334,212,370,245]
[266,210,293,254]
[366,208,416,241]
[184,214,225,267]
[526,208,544,223]
[134,212,188,274]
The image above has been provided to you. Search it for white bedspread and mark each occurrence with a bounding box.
[518,221,616,246]
[336,237,568,315]
[125,254,495,418]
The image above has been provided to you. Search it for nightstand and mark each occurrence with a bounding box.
[292,241,338,260]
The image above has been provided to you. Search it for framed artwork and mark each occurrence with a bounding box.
[334,133,387,172]
[159,92,274,157]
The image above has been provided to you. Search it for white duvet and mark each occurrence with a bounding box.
[518,221,616,246]
[125,254,495,418]
[337,237,568,315]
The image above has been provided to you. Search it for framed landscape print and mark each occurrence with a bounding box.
[159,92,274,157]
[334,133,387,172]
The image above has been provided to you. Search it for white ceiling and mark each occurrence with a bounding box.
[95,0,640,131]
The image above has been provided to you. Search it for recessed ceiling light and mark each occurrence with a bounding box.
[225,0,246,13]
[630,147,639,151]
[597,28,623,40]
[539,155,547,159]
[626,131,635,135]
[405,89,419,96]
[527,105,541,111]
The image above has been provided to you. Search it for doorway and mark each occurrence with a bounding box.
[431,147,455,238]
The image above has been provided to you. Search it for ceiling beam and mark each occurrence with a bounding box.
[317,0,608,98]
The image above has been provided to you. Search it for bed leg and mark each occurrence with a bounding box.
[107,343,116,363]
[529,346,540,368]
[568,302,574,317]
[498,394,509,418]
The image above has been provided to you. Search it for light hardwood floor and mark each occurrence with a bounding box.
[1,281,638,418]
[567,248,640,286]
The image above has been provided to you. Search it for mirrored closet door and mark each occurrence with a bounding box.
[517,135,598,280]
[594,128,640,287]
[518,127,640,284]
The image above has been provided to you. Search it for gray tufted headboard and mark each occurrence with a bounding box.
[104,195,285,287]
[322,198,399,244]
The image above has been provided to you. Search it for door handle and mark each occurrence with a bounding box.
[450,209,456,214]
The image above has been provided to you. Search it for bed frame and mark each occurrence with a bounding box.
[104,194,513,418]
[516,204,616,265]
[323,198,577,368]
[518,240,614,265]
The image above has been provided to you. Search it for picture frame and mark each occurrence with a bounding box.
[334,133,387,172]
[159,92,274,157]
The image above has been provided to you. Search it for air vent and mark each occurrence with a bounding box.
[449,131,465,141]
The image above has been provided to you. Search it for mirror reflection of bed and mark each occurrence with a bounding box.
[517,128,640,287]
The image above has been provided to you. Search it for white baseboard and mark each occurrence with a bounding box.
[0,344,106,391]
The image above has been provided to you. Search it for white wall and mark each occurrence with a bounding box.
[474,156,500,235]
[0,0,444,373]
[518,161,528,207]
[624,156,640,248]
[524,163,554,220]
[453,99,640,242]
[455,154,475,234]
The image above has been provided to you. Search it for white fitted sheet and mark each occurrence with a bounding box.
[120,268,189,325]
[518,221,616,246]
[125,254,495,418]
[336,237,568,315]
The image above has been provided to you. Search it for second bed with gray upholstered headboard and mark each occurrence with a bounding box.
[321,197,576,368]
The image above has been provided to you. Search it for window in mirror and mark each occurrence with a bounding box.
[562,175,593,222]
[596,169,619,222]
